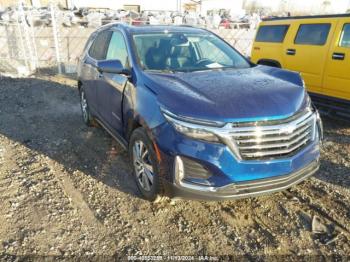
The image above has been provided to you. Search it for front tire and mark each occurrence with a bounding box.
[129,127,165,201]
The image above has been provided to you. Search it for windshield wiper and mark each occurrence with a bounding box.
[177,67,225,73]
[183,66,249,73]
[145,69,175,74]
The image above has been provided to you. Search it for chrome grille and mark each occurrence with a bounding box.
[229,111,316,160]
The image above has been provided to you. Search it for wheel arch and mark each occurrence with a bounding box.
[126,116,142,141]
[257,59,282,68]
[77,80,83,92]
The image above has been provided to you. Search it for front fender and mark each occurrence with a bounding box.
[123,83,165,142]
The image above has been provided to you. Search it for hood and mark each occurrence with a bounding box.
[143,65,308,123]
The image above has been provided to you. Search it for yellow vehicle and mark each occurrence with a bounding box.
[251,14,350,116]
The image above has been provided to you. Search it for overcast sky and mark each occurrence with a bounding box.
[243,0,350,13]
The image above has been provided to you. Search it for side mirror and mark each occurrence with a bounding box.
[97,59,130,75]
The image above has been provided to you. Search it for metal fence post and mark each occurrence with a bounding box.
[16,3,29,75]
[18,1,36,72]
[50,3,62,74]
[27,9,39,70]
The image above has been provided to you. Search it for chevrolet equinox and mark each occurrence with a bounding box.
[77,24,323,201]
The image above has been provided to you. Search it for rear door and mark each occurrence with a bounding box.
[323,19,350,100]
[83,30,112,113]
[282,20,337,94]
[97,30,130,134]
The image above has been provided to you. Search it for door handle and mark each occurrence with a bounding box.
[286,49,296,55]
[332,52,345,60]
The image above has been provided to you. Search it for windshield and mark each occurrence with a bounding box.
[132,32,251,72]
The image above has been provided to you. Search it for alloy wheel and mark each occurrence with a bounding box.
[133,140,154,191]
[80,90,88,122]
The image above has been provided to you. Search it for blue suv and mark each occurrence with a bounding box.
[77,24,322,201]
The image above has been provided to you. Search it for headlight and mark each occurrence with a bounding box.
[161,109,222,143]
[305,94,323,142]
[305,93,313,111]
[301,78,306,88]
[315,110,324,141]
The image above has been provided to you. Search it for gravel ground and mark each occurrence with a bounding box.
[0,75,349,260]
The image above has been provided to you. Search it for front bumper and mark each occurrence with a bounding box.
[154,109,322,200]
[165,159,319,201]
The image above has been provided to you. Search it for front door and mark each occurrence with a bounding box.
[97,30,130,134]
[323,19,350,101]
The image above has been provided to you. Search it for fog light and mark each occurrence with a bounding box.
[182,157,212,180]
[174,156,212,186]
[174,156,185,184]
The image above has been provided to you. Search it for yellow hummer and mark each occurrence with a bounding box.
[251,14,350,116]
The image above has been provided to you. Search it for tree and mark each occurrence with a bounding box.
[322,0,331,13]
[244,0,259,13]
[278,0,288,13]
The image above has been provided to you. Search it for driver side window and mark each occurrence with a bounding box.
[106,31,129,68]
[88,30,112,60]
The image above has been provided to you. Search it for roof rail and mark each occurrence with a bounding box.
[263,13,350,21]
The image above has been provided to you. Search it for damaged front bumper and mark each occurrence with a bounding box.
[165,159,319,201]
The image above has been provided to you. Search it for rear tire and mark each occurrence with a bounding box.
[129,127,165,202]
[79,87,94,126]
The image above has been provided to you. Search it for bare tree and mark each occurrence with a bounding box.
[322,0,331,13]
[278,0,288,13]
[244,0,259,13]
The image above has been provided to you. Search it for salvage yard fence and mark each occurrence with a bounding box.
[0,4,255,77]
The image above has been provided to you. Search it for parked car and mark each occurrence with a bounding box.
[219,18,232,29]
[77,24,322,201]
[251,14,350,117]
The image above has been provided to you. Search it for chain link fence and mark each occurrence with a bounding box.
[0,4,38,76]
[211,28,255,56]
[0,4,256,77]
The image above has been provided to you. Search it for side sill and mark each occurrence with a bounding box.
[95,118,128,150]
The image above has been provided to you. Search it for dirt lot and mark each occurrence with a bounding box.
[0,75,349,260]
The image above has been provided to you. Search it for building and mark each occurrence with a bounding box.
[72,0,179,11]
[0,0,68,8]
[2,0,348,15]
[200,0,245,16]
[69,0,246,16]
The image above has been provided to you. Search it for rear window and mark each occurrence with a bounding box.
[340,24,350,48]
[255,25,289,43]
[295,24,331,45]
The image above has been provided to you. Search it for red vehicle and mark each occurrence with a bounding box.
[219,18,232,29]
